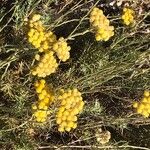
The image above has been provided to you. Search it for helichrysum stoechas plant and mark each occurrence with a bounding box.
[90,7,114,41]
[32,79,54,122]
[122,8,134,25]
[27,14,57,52]
[53,37,71,62]
[133,90,150,118]
[56,88,84,132]
[31,51,58,77]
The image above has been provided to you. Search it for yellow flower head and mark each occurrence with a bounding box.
[56,88,84,132]
[122,8,134,25]
[27,14,57,53]
[32,79,54,123]
[52,37,71,62]
[90,7,114,41]
[31,51,58,77]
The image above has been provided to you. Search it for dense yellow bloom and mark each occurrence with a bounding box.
[28,14,71,76]
[133,90,150,118]
[95,26,114,41]
[122,8,134,25]
[27,14,56,52]
[53,37,71,62]
[56,88,84,132]
[90,7,114,41]
[33,110,50,122]
[32,79,54,122]
[31,51,58,77]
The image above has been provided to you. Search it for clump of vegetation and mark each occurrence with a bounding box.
[0,0,150,149]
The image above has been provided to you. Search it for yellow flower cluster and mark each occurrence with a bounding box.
[133,90,150,118]
[122,8,134,25]
[53,37,71,62]
[28,14,72,77]
[27,14,56,52]
[32,79,55,122]
[32,51,58,77]
[90,7,114,41]
[33,110,51,123]
[56,88,84,132]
